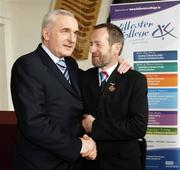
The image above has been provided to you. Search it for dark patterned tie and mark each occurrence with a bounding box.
[56,59,71,84]
[99,71,108,92]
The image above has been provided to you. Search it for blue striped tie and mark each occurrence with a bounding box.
[56,59,71,84]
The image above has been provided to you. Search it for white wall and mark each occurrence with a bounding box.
[0,0,50,110]
[0,17,13,110]
[7,0,50,61]
[0,22,8,109]
[0,1,13,110]
[0,0,113,110]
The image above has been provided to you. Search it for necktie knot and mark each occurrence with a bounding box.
[99,71,108,92]
[56,59,71,84]
[100,71,108,83]
[57,59,67,71]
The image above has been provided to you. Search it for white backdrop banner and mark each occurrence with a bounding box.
[111,1,180,169]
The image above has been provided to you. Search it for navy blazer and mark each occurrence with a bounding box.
[11,44,84,170]
[81,66,148,169]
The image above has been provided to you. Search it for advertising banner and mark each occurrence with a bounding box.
[110,1,180,169]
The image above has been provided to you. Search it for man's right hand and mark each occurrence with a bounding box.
[80,134,97,160]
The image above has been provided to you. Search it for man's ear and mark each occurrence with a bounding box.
[112,42,122,56]
[42,28,49,41]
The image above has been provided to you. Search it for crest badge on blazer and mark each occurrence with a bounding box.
[108,83,116,92]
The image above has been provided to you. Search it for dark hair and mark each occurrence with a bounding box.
[93,23,124,55]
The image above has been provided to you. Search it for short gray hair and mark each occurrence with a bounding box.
[41,9,75,40]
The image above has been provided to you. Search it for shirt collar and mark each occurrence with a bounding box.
[98,63,118,85]
[98,63,118,77]
[41,44,64,63]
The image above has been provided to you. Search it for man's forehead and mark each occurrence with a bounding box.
[55,15,78,29]
[56,14,77,23]
[92,29,108,39]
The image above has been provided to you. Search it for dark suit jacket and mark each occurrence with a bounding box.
[80,66,148,170]
[11,44,84,170]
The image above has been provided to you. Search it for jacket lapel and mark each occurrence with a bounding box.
[65,58,82,98]
[101,64,123,95]
[36,44,78,97]
[88,68,102,111]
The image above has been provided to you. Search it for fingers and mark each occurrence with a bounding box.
[80,135,97,160]
[83,147,97,160]
[81,146,96,157]
[82,115,95,133]
[83,134,90,140]
[118,64,131,74]
[87,146,97,160]
[83,114,88,118]
[81,145,97,160]
[118,57,132,74]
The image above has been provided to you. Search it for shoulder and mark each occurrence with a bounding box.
[123,69,147,83]
[85,67,97,74]
[65,57,78,67]
[82,67,97,77]
[12,52,35,69]
[80,67,97,83]
[13,44,42,65]
[129,69,145,77]
[11,46,42,75]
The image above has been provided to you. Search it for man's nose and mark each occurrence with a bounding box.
[68,32,76,43]
[90,44,97,53]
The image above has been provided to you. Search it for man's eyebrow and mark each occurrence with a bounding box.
[61,28,70,31]
[61,28,79,34]
[91,41,102,43]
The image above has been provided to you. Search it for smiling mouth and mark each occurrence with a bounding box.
[64,45,73,49]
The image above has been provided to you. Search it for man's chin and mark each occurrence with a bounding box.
[92,59,100,66]
[92,62,101,67]
[62,52,73,57]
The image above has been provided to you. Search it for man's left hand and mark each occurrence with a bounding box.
[118,57,132,74]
